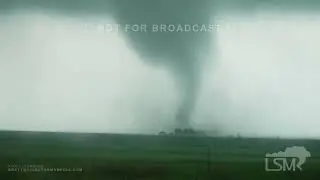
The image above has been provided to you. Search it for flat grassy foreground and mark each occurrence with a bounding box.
[0,131,319,180]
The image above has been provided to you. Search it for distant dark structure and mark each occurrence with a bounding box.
[158,131,167,136]
[159,128,207,137]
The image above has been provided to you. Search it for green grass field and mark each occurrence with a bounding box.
[0,131,319,180]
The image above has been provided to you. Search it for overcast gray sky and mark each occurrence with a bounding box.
[0,3,320,138]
